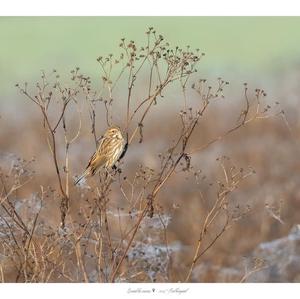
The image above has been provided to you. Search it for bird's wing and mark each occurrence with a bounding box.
[85,137,108,173]
[86,151,107,175]
[98,136,114,155]
[86,136,121,173]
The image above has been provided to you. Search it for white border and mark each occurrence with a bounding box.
[1,0,300,16]
[0,283,300,299]
[1,2,300,298]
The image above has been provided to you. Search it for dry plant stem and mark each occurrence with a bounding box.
[75,241,89,282]
[110,79,212,281]
[96,229,104,283]
[0,265,4,283]
[185,216,230,282]
[125,33,160,134]
[128,80,169,145]
[127,49,198,144]
[188,87,273,155]
[63,103,82,197]
[239,259,267,283]
[20,87,70,227]
[0,176,30,236]
[184,168,253,282]
[40,105,67,199]
[109,205,148,282]
[110,94,211,282]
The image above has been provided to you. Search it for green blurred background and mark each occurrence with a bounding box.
[1,17,300,283]
[0,16,300,97]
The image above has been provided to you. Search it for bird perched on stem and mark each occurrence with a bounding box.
[74,126,126,185]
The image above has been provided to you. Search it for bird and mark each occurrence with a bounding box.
[74,125,126,185]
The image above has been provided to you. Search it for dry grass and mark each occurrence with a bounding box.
[0,28,299,282]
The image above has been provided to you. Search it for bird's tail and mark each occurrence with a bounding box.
[74,168,90,186]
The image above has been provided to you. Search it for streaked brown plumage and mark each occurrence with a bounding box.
[74,126,125,185]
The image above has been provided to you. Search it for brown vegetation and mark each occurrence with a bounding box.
[0,28,299,282]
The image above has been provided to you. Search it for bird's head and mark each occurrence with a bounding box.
[105,126,123,139]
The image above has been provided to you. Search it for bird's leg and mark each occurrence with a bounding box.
[112,164,122,174]
[105,169,116,181]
